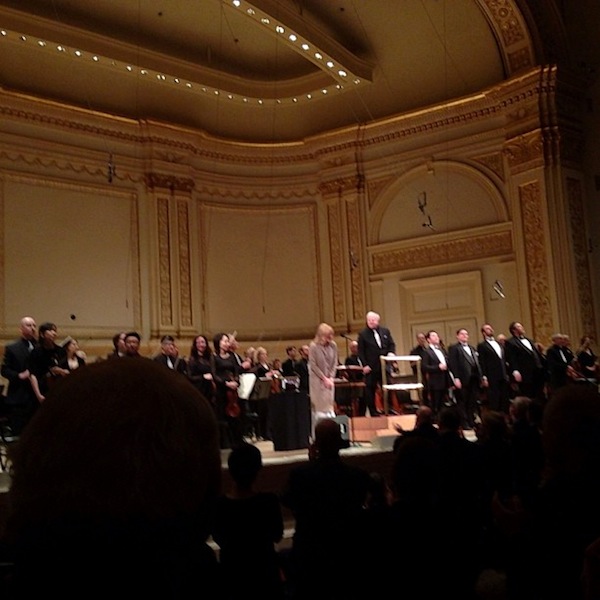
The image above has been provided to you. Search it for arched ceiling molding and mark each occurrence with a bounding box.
[369,160,509,246]
[477,0,536,75]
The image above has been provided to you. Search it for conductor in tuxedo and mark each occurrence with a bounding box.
[0,316,39,435]
[357,311,396,416]
[447,328,482,430]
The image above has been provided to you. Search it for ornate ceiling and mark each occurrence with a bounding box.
[0,0,596,143]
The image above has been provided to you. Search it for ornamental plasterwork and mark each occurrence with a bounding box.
[507,48,532,72]
[372,230,513,274]
[345,197,365,321]
[327,201,346,323]
[366,177,394,210]
[157,197,173,326]
[145,173,195,193]
[504,130,544,173]
[177,199,193,328]
[567,178,597,338]
[519,182,554,342]
[482,0,525,46]
[479,0,533,73]
[319,176,362,198]
[472,152,505,181]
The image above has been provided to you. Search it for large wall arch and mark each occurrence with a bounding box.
[370,161,509,246]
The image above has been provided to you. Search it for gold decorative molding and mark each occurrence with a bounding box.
[157,197,173,326]
[504,130,544,173]
[327,201,346,323]
[472,152,505,181]
[146,173,195,193]
[482,0,525,46]
[346,197,365,321]
[177,199,193,328]
[507,47,533,72]
[519,181,554,341]
[366,177,394,210]
[479,0,533,73]
[566,177,597,338]
[318,176,362,198]
[372,230,513,274]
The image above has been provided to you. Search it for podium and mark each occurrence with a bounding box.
[267,389,311,451]
[380,355,424,415]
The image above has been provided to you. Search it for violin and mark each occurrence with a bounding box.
[225,383,241,418]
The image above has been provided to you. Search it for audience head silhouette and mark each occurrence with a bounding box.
[227,441,262,490]
[313,418,344,459]
[4,358,222,598]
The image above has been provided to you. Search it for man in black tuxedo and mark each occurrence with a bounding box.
[421,330,451,419]
[447,328,482,430]
[1,316,39,435]
[477,323,510,414]
[357,311,396,416]
[505,321,547,403]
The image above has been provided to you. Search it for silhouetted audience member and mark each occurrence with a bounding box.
[212,442,285,600]
[435,406,487,598]
[508,396,544,511]
[387,434,444,598]
[494,385,600,600]
[280,418,372,599]
[392,405,440,453]
[1,358,222,599]
[475,410,514,571]
[526,384,600,599]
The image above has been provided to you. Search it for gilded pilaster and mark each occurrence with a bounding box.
[177,199,193,328]
[157,196,173,327]
[146,173,196,333]
[326,199,346,324]
[519,181,554,342]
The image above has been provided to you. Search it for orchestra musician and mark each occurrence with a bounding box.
[211,332,243,448]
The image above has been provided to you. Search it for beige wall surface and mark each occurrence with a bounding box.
[0,66,597,360]
[1,178,138,338]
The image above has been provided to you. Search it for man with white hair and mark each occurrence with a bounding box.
[357,311,396,416]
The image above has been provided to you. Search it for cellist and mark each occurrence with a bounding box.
[211,332,243,448]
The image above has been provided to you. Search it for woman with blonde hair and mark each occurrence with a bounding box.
[308,322,339,436]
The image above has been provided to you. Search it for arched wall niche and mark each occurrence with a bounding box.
[369,161,509,246]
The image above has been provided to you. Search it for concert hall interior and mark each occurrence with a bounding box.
[1,6,600,597]
[0,0,598,365]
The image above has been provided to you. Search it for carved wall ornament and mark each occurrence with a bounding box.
[345,196,366,320]
[145,173,194,193]
[157,197,173,326]
[372,230,513,274]
[319,176,362,197]
[327,201,346,323]
[504,130,544,173]
[472,152,505,181]
[177,200,193,328]
[519,181,554,342]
